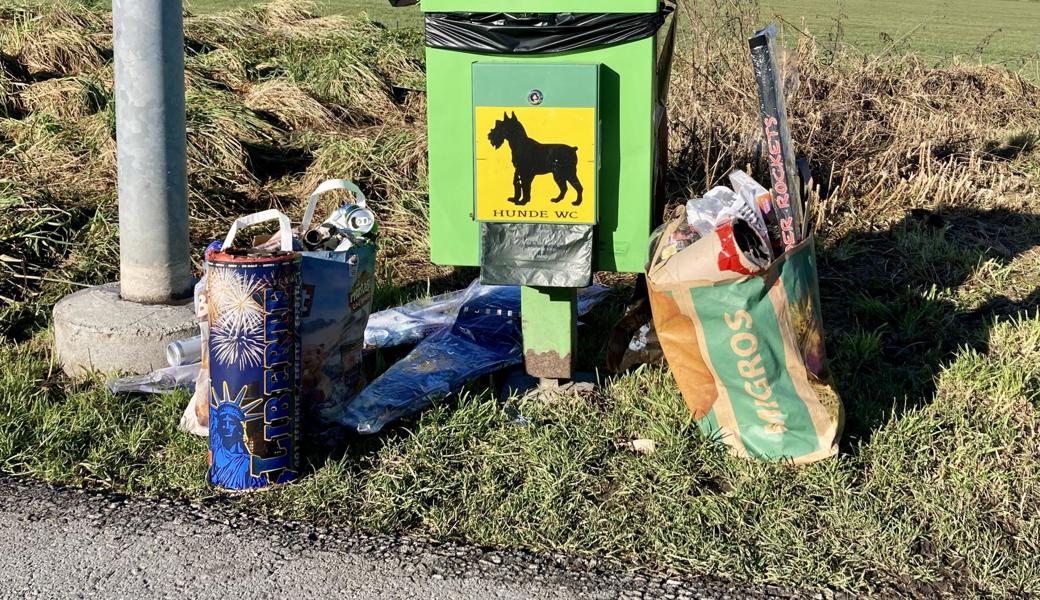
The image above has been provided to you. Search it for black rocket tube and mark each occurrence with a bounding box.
[749,24,803,253]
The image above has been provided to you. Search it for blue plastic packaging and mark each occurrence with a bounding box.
[343,285,522,433]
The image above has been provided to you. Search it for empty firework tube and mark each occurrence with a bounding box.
[206,210,301,491]
[749,24,803,253]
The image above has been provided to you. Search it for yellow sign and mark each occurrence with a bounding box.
[475,106,597,225]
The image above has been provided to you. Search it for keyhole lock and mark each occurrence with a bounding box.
[527,89,544,106]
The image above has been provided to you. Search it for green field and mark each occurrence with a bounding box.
[765,0,1040,71]
[188,0,1040,74]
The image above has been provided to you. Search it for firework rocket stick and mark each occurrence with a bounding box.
[749,24,804,253]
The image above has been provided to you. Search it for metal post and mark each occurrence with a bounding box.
[113,0,192,303]
[521,286,577,382]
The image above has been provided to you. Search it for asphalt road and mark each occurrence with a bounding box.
[0,477,822,599]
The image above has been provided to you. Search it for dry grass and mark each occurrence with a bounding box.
[17,75,106,119]
[1,112,112,190]
[256,0,316,26]
[668,1,1040,241]
[184,87,280,187]
[297,125,430,279]
[185,47,250,92]
[243,79,338,132]
[300,127,427,198]
[183,11,264,52]
[0,57,19,117]
[265,14,359,39]
[8,27,104,76]
[0,0,428,337]
[32,1,106,31]
[262,43,406,123]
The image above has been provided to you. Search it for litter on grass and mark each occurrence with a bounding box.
[648,170,842,464]
[190,181,377,447]
[366,279,611,350]
[111,181,379,451]
[343,284,522,434]
[637,28,843,464]
[106,363,201,395]
[166,335,203,368]
[206,209,302,491]
[109,19,842,472]
[641,27,842,463]
[343,283,612,434]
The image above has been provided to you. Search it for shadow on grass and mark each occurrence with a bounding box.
[820,206,1040,448]
[297,267,479,461]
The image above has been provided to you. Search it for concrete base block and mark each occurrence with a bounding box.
[498,368,598,401]
[53,282,197,378]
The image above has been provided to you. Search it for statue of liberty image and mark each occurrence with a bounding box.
[209,382,268,490]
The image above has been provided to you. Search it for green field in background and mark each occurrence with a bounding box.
[187,0,1040,73]
[764,0,1040,72]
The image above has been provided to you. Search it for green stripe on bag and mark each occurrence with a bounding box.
[690,279,819,461]
[699,408,721,441]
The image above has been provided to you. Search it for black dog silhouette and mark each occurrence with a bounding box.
[487,111,584,207]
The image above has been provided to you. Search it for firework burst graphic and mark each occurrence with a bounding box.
[208,267,265,332]
[210,318,265,369]
[207,267,269,369]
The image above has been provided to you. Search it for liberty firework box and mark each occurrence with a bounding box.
[206,210,301,491]
[647,208,843,464]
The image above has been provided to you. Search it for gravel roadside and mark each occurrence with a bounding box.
[0,476,826,599]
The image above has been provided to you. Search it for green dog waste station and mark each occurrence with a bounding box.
[398,0,674,382]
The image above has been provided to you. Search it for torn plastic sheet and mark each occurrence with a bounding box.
[345,282,612,433]
[425,6,674,55]
[343,285,522,434]
[480,222,593,288]
[365,288,467,350]
[365,279,611,349]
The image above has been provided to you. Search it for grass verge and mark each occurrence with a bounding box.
[2,315,1039,597]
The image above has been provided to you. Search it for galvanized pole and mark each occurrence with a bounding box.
[112,0,192,303]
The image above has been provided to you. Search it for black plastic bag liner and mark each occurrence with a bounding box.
[425,5,674,54]
[480,222,593,288]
